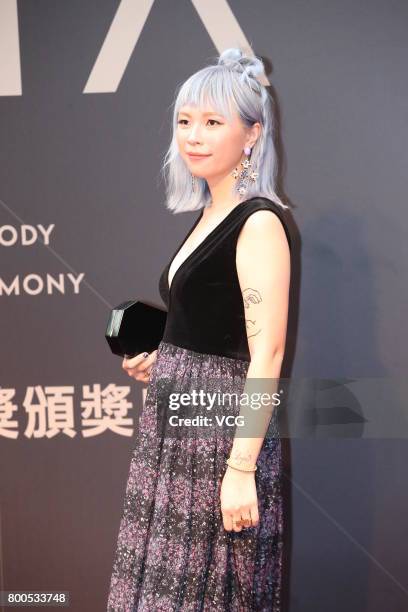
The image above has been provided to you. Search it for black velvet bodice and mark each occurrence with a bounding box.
[158,197,292,361]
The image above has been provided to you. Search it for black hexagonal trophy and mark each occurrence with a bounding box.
[105,300,167,358]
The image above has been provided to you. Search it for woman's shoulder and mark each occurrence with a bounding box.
[240,197,292,250]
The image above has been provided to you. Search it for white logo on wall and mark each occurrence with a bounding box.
[0,224,84,295]
[0,0,270,96]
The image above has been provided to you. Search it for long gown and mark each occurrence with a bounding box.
[106,196,292,611]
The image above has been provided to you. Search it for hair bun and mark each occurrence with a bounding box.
[217,47,265,81]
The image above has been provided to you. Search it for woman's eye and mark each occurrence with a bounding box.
[177,119,221,126]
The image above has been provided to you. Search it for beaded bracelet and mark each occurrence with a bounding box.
[226,457,257,472]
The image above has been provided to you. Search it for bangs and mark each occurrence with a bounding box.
[175,68,236,123]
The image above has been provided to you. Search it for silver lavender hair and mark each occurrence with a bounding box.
[160,47,289,213]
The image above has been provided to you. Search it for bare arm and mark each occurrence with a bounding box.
[228,209,291,469]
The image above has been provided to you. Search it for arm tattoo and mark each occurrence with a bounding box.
[229,450,255,468]
[242,287,262,338]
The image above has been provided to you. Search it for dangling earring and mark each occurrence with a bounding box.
[231,146,259,196]
[191,173,196,192]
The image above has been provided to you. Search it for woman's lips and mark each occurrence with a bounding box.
[187,153,211,160]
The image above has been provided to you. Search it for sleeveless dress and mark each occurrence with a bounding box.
[107,197,292,611]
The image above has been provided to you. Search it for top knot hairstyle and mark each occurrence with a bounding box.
[161,47,288,213]
[217,47,265,84]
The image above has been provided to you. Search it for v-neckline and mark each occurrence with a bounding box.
[167,198,255,295]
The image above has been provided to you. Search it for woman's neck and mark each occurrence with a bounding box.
[206,173,242,213]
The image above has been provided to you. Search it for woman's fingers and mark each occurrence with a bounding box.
[122,352,147,371]
[222,506,245,532]
[222,505,259,532]
[238,509,252,530]
[140,351,157,379]
[249,505,259,527]
[142,366,152,380]
[144,350,157,369]
[222,512,234,532]
[232,515,243,532]
[122,350,158,381]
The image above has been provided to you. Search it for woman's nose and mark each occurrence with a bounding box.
[187,123,203,142]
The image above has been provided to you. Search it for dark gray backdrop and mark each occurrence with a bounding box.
[1,1,407,610]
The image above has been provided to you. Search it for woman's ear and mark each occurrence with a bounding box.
[247,122,262,148]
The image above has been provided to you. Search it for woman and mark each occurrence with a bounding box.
[107,47,292,611]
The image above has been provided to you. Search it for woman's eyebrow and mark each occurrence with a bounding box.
[178,111,223,117]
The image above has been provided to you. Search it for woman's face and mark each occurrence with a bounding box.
[176,103,259,181]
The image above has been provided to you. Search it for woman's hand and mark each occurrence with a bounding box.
[220,466,260,532]
[122,350,158,383]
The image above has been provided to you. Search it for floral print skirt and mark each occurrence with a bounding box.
[106,340,283,611]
